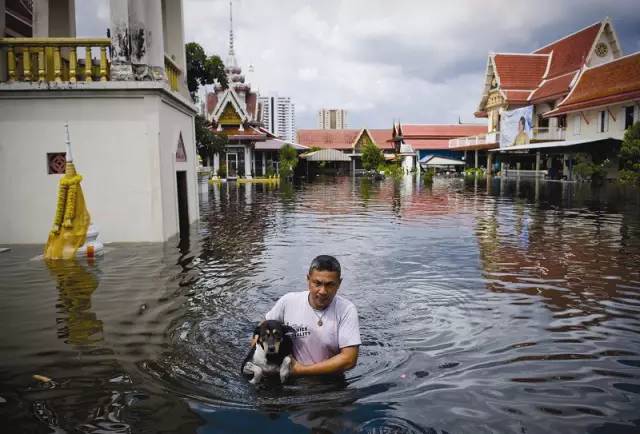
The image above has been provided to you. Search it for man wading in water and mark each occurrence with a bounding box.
[262,255,361,377]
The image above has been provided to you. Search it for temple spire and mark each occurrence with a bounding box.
[227,0,238,67]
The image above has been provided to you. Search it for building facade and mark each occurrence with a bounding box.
[318,108,348,129]
[450,18,631,178]
[0,0,199,243]
[258,95,296,143]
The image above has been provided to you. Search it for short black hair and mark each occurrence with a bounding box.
[308,255,341,278]
[519,116,526,126]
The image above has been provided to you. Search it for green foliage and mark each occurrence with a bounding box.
[265,167,276,178]
[195,115,228,165]
[185,42,228,100]
[216,164,227,178]
[361,141,384,171]
[574,153,609,183]
[377,162,403,179]
[423,168,435,185]
[464,167,486,177]
[618,122,640,186]
[279,144,298,178]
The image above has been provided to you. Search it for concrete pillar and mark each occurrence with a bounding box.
[145,0,165,80]
[109,0,134,80]
[213,153,220,175]
[0,0,5,81]
[33,0,49,36]
[244,146,252,178]
[49,0,75,36]
[474,149,479,169]
[535,151,541,173]
[128,0,164,80]
[563,153,569,180]
[262,152,266,176]
[162,0,188,97]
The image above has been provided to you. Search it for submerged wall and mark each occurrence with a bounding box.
[0,83,197,244]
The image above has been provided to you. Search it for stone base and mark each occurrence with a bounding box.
[110,64,135,81]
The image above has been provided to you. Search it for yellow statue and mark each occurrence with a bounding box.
[44,124,92,260]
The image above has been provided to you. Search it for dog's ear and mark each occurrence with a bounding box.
[253,324,261,337]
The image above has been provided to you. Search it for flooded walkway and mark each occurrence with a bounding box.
[1,177,640,433]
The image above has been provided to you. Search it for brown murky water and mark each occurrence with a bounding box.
[1,176,640,433]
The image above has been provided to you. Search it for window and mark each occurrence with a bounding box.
[538,114,549,129]
[47,153,66,174]
[573,114,581,135]
[599,110,608,133]
[625,106,635,130]
[557,115,567,129]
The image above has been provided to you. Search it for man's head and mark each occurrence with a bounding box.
[307,255,342,310]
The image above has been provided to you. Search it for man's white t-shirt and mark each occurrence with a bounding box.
[265,291,361,365]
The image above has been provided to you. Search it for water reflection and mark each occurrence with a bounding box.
[47,259,103,346]
[1,177,640,433]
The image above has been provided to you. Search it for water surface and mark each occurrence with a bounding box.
[1,177,640,433]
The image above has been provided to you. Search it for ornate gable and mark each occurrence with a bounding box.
[212,87,248,126]
[353,129,375,152]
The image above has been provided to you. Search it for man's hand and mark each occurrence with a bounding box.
[290,346,359,377]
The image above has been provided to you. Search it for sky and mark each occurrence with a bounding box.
[77,0,640,130]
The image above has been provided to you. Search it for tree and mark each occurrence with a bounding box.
[619,122,640,186]
[195,115,228,166]
[361,141,384,171]
[279,144,298,178]
[185,42,228,100]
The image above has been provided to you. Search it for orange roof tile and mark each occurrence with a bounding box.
[296,129,393,150]
[400,124,486,137]
[533,22,601,79]
[493,54,549,90]
[529,71,577,103]
[547,52,640,116]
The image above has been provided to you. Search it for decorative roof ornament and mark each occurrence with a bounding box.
[226,0,238,69]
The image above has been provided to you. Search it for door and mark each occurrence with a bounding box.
[176,171,189,235]
[227,153,238,178]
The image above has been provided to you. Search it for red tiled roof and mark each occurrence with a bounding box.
[405,139,451,150]
[400,124,486,137]
[206,93,218,114]
[297,129,393,150]
[493,54,549,90]
[503,90,533,103]
[533,22,601,79]
[246,92,257,118]
[546,52,640,116]
[529,71,577,103]
[369,129,394,149]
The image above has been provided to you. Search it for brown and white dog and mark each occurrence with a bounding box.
[241,320,295,384]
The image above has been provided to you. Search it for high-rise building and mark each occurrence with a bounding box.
[259,96,296,143]
[318,109,348,129]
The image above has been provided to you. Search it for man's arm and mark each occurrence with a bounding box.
[291,346,359,376]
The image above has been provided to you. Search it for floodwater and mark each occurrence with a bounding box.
[1,176,640,434]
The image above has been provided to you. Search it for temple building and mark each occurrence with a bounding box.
[205,3,306,179]
[392,123,486,173]
[0,0,199,243]
[297,128,393,174]
[451,18,634,178]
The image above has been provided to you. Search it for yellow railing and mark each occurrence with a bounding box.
[164,54,181,92]
[0,37,110,83]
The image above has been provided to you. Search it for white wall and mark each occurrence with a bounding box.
[566,103,637,142]
[159,97,199,240]
[0,87,198,244]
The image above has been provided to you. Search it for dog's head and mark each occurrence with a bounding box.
[254,320,295,355]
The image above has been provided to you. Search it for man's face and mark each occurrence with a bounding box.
[307,269,341,310]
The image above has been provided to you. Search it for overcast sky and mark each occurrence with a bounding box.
[77,0,640,129]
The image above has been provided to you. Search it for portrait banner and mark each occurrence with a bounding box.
[500,106,533,148]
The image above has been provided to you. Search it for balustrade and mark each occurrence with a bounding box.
[0,37,110,83]
[164,54,181,92]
